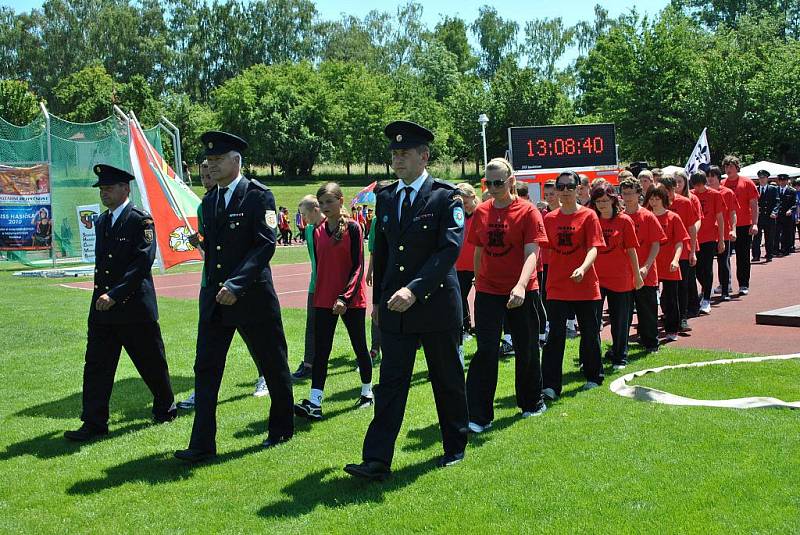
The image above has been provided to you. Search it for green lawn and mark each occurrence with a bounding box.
[1,266,799,532]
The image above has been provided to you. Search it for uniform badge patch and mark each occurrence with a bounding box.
[453,206,465,228]
[265,210,278,229]
[143,229,154,243]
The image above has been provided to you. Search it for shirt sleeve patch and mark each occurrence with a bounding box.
[453,206,465,228]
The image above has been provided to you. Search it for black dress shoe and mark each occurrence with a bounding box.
[174,448,216,463]
[64,424,108,442]
[437,451,465,468]
[292,363,312,380]
[154,406,178,423]
[343,461,391,481]
[262,434,292,449]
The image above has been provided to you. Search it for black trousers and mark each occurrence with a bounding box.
[678,259,699,319]
[696,241,718,300]
[541,299,603,395]
[660,280,680,334]
[362,327,467,466]
[716,240,732,296]
[81,321,174,429]
[311,307,372,391]
[457,270,474,335]
[632,285,659,350]
[466,291,542,426]
[597,288,633,363]
[532,286,547,336]
[732,226,753,287]
[189,317,294,452]
[778,215,795,254]
[752,217,776,259]
[302,293,316,366]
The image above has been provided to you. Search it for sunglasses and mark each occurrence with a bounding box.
[555,182,577,191]
[486,179,508,188]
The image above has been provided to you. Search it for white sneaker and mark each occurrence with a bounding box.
[467,421,492,433]
[462,333,473,343]
[176,391,195,409]
[699,299,712,314]
[458,345,465,368]
[581,381,600,391]
[612,363,627,371]
[521,403,547,418]
[739,286,749,296]
[542,387,558,401]
[712,285,722,295]
[665,333,678,342]
[253,376,269,397]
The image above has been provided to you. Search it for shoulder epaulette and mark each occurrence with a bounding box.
[432,178,456,190]
[249,179,270,191]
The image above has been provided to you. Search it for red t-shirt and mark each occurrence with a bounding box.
[655,211,689,281]
[468,197,547,295]
[542,207,605,301]
[694,187,724,244]
[717,185,736,237]
[455,212,477,272]
[594,213,639,293]
[539,206,558,265]
[721,176,759,226]
[626,207,666,287]
[312,220,367,309]
[669,194,700,260]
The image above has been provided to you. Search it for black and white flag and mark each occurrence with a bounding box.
[685,128,710,175]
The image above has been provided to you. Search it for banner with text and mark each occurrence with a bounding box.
[0,164,52,251]
[76,203,101,263]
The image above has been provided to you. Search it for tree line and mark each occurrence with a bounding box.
[1,0,798,176]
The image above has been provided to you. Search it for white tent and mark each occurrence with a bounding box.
[739,161,800,179]
[661,165,684,176]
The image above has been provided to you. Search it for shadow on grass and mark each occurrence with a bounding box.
[0,421,153,461]
[14,376,194,420]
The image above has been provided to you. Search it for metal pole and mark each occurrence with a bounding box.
[481,124,488,170]
[161,116,183,181]
[157,123,179,180]
[40,102,56,267]
[112,105,129,124]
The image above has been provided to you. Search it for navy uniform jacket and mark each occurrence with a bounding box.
[372,175,464,334]
[757,184,780,218]
[89,203,158,324]
[776,185,797,217]
[199,176,280,326]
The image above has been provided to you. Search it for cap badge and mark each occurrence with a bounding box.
[208,142,213,148]
[396,134,402,142]
[95,166,100,173]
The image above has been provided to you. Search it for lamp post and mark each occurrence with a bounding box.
[478,113,489,170]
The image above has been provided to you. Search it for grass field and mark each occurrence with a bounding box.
[1,183,799,533]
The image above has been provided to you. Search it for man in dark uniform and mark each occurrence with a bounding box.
[752,169,779,261]
[65,165,176,442]
[775,174,797,256]
[344,121,468,481]
[174,131,294,463]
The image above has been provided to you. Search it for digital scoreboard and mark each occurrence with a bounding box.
[508,123,617,171]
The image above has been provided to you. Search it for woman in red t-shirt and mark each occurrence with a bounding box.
[465,158,548,431]
[540,171,606,399]
[646,183,689,341]
[454,182,479,340]
[674,170,702,317]
[589,182,643,368]
[294,182,373,422]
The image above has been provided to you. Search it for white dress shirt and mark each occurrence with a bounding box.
[394,170,428,221]
[110,198,130,227]
[219,175,243,208]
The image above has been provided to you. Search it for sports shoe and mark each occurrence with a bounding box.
[542,387,558,401]
[458,345,465,367]
[612,363,627,371]
[521,402,547,418]
[500,340,514,356]
[356,395,374,409]
[177,391,195,409]
[292,362,312,380]
[739,286,749,296]
[462,333,473,343]
[566,327,578,339]
[294,399,322,420]
[253,376,269,397]
[712,285,722,295]
[581,381,601,391]
[467,421,492,433]
[437,451,465,468]
[722,294,731,302]
[699,300,712,314]
[679,319,692,332]
[664,333,678,342]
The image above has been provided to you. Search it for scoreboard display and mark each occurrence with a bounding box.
[508,123,617,171]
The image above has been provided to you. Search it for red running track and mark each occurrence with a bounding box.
[61,252,799,356]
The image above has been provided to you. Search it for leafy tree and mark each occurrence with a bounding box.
[523,17,575,80]
[160,92,219,166]
[0,79,41,125]
[412,39,460,101]
[471,6,519,80]
[52,63,115,122]
[434,16,478,73]
[444,75,490,175]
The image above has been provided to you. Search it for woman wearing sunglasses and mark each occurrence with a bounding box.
[465,158,548,433]
[588,182,643,370]
[540,171,606,400]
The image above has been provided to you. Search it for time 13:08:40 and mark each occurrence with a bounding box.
[526,137,605,157]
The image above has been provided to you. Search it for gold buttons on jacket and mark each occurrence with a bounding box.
[105,270,109,274]
[399,245,404,251]
[216,264,222,269]
[399,266,405,272]
[218,282,223,287]
[108,254,112,258]
[94,285,98,289]
[216,245,221,251]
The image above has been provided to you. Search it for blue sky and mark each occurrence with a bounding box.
[4,0,669,29]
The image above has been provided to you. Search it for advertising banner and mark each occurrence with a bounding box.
[76,203,101,263]
[0,164,52,251]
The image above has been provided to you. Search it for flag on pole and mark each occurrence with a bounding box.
[685,128,711,175]
[129,119,202,269]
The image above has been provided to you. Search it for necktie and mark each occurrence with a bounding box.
[400,186,414,225]
[216,187,229,219]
